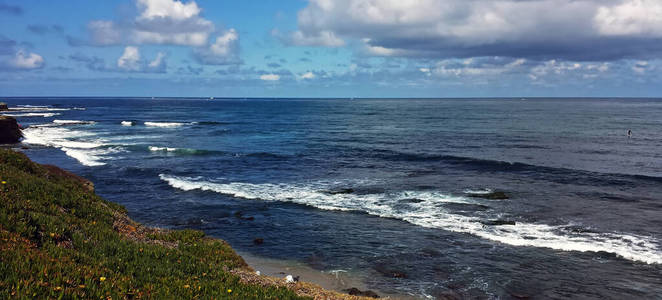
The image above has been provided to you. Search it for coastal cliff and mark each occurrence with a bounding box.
[0,149,372,299]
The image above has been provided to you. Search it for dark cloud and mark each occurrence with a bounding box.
[27,25,64,35]
[0,35,17,55]
[291,0,662,61]
[68,53,108,71]
[0,3,22,15]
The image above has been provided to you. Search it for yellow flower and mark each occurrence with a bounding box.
[184,284,190,289]
[1,181,6,184]
[49,233,55,238]
[227,289,232,293]
[100,276,106,282]
[54,286,62,291]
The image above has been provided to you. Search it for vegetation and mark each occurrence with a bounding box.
[0,148,309,299]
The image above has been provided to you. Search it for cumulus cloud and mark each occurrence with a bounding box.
[7,51,45,69]
[260,74,280,81]
[117,46,167,72]
[194,28,241,65]
[298,71,316,80]
[290,0,662,61]
[79,0,240,66]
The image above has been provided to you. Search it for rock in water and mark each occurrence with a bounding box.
[344,287,380,298]
[0,116,23,144]
[0,102,8,111]
[253,238,264,245]
[467,191,509,200]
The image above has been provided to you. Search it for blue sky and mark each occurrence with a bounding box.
[1,0,661,97]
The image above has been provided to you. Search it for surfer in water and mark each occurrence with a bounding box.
[627,129,632,138]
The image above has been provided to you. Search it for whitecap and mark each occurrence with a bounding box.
[22,125,112,167]
[121,121,134,126]
[159,174,662,264]
[144,121,186,128]
[1,112,61,117]
[149,146,178,152]
[53,119,96,125]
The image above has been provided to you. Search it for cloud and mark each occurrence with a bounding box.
[0,3,22,15]
[27,25,64,36]
[4,51,45,70]
[88,21,123,46]
[298,71,316,80]
[290,0,662,61]
[260,74,280,81]
[118,46,141,71]
[193,29,240,65]
[68,53,108,71]
[117,46,167,72]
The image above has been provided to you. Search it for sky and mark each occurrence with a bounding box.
[1,0,661,98]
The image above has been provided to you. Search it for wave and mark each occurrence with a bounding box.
[22,125,115,167]
[354,148,662,184]
[53,120,97,125]
[159,174,662,264]
[10,105,70,112]
[121,121,134,126]
[1,112,61,117]
[144,121,187,128]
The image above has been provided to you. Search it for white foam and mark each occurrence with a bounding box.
[121,121,134,126]
[159,174,662,264]
[149,146,178,152]
[1,112,61,117]
[53,120,96,125]
[10,106,70,112]
[22,125,112,167]
[144,121,186,128]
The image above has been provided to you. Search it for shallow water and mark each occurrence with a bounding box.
[6,97,662,299]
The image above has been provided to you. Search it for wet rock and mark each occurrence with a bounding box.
[374,265,408,279]
[321,188,354,195]
[0,102,8,111]
[344,287,380,298]
[468,191,509,200]
[0,116,22,144]
[253,238,264,245]
[399,198,425,203]
[234,211,254,221]
[481,219,516,226]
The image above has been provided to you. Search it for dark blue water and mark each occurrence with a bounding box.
[5,98,662,299]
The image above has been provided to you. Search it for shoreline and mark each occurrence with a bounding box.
[0,147,379,299]
[238,252,414,299]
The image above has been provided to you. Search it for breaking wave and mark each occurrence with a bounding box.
[159,174,662,264]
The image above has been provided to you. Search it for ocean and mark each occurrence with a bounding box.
[5,97,662,299]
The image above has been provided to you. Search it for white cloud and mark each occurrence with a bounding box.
[260,74,280,81]
[8,50,44,69]
[149,52,166,68]
[137,0,201,21]
[194,28,241,65]
[290,0,662,60]
[209,29,238,56]
[632,61,649,74]
[118,46,141,71]
[595,0,662,37]
[117,46,167,72]
[298,71,316,80]
[290,30,345,47]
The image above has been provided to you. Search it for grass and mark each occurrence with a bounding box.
[0,148,310,299]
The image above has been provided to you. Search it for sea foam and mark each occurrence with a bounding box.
[144,121,186,128]
[159,174,662,264]
[22,124,116,167]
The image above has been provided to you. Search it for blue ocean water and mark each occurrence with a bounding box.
[5,97,662,299]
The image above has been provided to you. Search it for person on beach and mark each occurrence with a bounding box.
[627,129,632,138]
